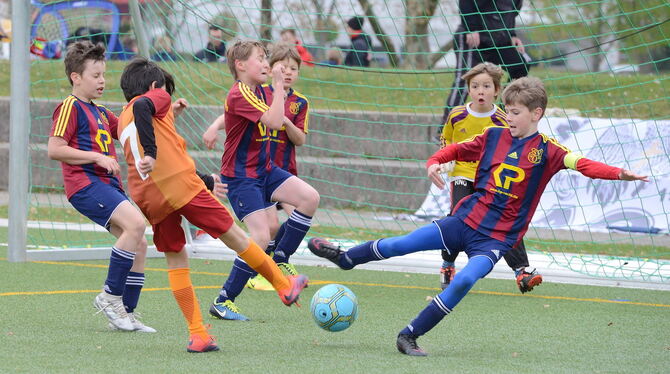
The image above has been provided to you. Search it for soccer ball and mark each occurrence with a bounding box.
[310,284,358,332]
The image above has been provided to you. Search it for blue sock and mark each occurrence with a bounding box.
[273,223,286,248]
[104,247,135,296]
[442,261,455,268]
[400,256,493,337]
[514,267,524,277]
[123,272,144,313]
[273,210,311,263]
[400,300,450,337]
[377,223,444,258]
[440,256,493,308]
[217,258,256,303]
[339,240,385,269]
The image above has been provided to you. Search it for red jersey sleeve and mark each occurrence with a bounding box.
[227,82,269,123]
[143,88,172,119]
[294,97,309,133]
[575,158,621,180]
[455,128,487,162]
[545,136,572,174]
[50,98,78,142]
[100,107,119,140]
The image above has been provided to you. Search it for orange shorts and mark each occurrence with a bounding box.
[152,189,234,253]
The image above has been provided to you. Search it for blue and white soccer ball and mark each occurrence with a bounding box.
[310,284,358,332]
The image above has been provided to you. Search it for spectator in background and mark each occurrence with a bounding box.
[442,0,531,123]
[152,35,177,62]
[114,35,137,61]
[321,47,343,66]
[194,25,226,63]
[280,28,314,67]
[344,16,371,67]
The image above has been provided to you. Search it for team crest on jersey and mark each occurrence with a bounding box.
[528,148,543,164]
[99,111,109,126]
[289,102,301,115]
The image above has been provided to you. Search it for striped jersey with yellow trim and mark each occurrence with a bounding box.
[262,85,310,176]
[49,95,121,199]
[221,81,273,178]
[441,103,508,181]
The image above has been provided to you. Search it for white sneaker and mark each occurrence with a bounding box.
[109,312,157,333]
[93,292,133,331]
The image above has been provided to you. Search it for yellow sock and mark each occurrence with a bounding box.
[167,268,208,339]
[238,239,290,291]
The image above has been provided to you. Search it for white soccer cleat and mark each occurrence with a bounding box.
[93,292,134,331]
[109,312,157,333]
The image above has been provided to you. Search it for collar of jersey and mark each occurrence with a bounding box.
[466,102,498,118]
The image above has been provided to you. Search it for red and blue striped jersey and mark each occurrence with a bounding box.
[221,81,272,178]
[50,95,121,198]
[262,85,309,176]
[447,127,570,245]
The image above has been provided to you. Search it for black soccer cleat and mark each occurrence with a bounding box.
[516,268,543,294]
[396,333,427,357]
[307,237,345,268]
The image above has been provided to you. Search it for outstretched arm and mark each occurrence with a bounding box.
[568,154,648,182]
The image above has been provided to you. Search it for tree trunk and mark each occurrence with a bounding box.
[260,0,273,43]
[357,0,399,67]
[429,39,454,69]
[404,0,438,69]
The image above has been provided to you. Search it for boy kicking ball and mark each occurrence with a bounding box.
[308,76,647,356]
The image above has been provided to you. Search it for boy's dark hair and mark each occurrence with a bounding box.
[347,16,364,31]
[64,40,106,85]
[462,62,505,94]
[226,39,267,80]
[160,68,176,97]
[209,25,223,32]
[269,43,302,68]
[120,57,166,102]
[502,76,548,116]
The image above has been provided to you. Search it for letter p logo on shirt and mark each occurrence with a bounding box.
[493,163,525,189]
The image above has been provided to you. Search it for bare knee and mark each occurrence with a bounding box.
[298,186,320,214]
[135,237,148,256]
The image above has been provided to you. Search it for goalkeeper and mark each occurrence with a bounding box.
[438,62,542,293]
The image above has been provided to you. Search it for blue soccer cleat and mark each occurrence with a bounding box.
[209,299,250,321]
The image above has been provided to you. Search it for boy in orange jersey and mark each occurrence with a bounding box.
[439,62,542,293]
[201,40,319,321]
[47,41,154,333]
[117,58,308,352]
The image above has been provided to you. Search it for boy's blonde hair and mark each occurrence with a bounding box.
[502,76,548,116]
[226,39,267,80]
[462,62,505,93]
[269,43,302,68]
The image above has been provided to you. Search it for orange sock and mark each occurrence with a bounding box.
[238,239,290,291]
[167,268,208,339]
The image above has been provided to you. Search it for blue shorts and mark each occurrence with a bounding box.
[222,166,293,221]
[69,182,129,230]
[433,216,512,270]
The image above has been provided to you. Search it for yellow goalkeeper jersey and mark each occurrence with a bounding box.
[440,103,508,181]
